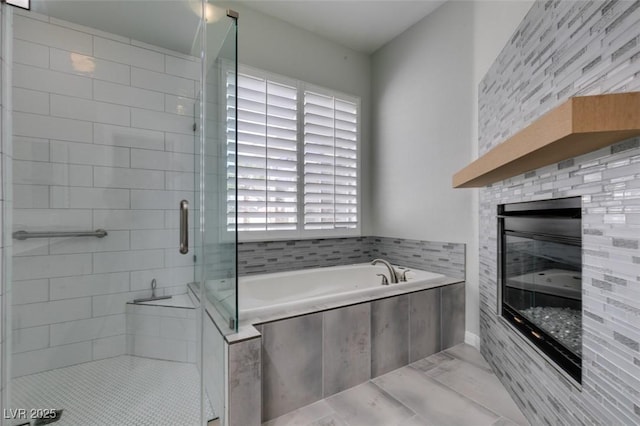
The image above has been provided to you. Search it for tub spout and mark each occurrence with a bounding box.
[371,259,398,283]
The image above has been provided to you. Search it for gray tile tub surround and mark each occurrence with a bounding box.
[477,0,640,424]
[264,344,528,426]
[370,283,463,378]
[259,283,465,422]
[262,313,324,422]
[371,296,410,377]
[238,236,465,279]
[228,336,262,426]
[441,282,465,349]
[323,304,372,396]
[370,237,466,280]
[239,237,372,276]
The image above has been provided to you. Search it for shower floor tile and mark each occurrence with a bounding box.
[11,355,214,426]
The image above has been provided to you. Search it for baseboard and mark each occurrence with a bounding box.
[465,331,481,350]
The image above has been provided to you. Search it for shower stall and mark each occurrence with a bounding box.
[0,1,238,424]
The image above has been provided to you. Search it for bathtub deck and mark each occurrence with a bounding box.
[11,355,214,425]
[263,344,528,426]
[241,275,464,326]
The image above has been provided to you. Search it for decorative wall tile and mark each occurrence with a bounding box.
[478,1,640,424]
[370,237,466,280]
[238,236,465,280]
[238,237,371,275]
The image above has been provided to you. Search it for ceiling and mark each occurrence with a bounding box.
[234,0,447,53]
[31,1,446,56]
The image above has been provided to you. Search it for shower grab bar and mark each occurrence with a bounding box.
[12,229,108,240]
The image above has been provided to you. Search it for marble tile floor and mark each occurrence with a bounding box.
[11,355,215,426]
[264,344,528,426]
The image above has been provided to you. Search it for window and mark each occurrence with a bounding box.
[303,91,358,230]
[226,66,360,238]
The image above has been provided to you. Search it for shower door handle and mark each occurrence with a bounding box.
[179,200,189,254]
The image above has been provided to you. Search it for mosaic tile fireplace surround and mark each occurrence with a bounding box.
[478,1,640,424]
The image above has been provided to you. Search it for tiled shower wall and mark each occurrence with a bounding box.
[9,10,199,377]
[238,236,465,280]
[479,1,640,424]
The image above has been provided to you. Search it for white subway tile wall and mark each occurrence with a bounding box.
[125,303,197,364]
[10,11,199,377]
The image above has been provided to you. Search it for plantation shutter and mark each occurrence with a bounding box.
[227,72,298,231]
[303,91,358,230]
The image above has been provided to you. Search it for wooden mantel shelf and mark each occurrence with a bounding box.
[453,92,640,188]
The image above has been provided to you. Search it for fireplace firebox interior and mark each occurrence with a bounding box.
[498,197,582,383]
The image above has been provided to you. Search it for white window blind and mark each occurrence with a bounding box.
[303,91,358,230]
[227,72,298,231]
[226,66,359,237]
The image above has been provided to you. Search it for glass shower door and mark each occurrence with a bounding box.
[200,8,238,334]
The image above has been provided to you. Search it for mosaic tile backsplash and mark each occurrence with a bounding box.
[238,237,465,280]
[478,1,640,424]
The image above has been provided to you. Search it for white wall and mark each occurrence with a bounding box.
[371,0,532,342]
[218,2,373,234]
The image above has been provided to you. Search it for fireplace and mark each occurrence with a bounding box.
[498,197,582,383]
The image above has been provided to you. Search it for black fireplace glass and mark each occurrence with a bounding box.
[499,197,582,383]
